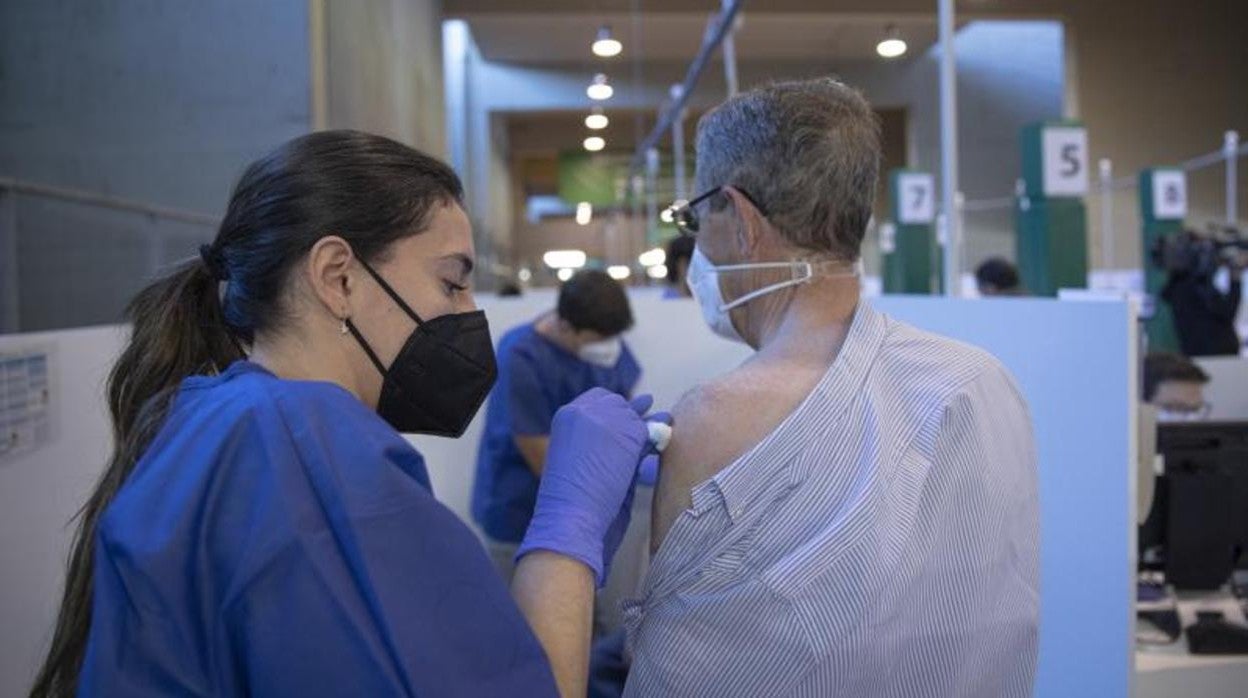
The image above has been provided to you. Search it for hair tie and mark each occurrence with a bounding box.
[199,244,228,281]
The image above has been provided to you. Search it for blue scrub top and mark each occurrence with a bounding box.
[471,322,641,543]
[79,361,557,697]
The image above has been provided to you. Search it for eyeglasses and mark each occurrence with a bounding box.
[665,186,767,235]
[1155,401,1213,421]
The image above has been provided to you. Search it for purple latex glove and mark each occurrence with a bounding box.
[517,389,663,586]
[598,408,671,582]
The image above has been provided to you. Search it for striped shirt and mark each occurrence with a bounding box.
[622,302,1040,697]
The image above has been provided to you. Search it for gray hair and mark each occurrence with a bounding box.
[694,78,881,261]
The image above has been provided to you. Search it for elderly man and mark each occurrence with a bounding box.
[624,78,1040,697]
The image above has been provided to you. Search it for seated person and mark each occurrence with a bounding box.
[625,78,1040,697]
[1138,352,1211,564]
[1143,352,1210,421]
[472,270,640,581]
[975,256,1024,296]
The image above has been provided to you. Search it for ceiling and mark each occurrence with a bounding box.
[456,0,1068,215]
[507,108,705,154]
[465,13,945,65]
[446,0,1070,14]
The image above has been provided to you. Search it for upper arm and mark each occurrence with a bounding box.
[650,384,751,554]
[515,434,550,475]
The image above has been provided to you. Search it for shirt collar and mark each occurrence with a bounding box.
[698,301,889,524]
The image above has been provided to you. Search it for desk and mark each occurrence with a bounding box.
[1135,590,1248,697]
[1136,645,1248,697]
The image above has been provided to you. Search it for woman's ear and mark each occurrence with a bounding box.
[306,236,355,320]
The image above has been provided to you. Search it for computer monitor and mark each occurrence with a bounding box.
[1150,421,1248,590]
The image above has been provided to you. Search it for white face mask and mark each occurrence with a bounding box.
[686,246,859,344]
[577,337,623,368]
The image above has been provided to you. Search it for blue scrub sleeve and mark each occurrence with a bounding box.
[507,352,554,436]
[224,499,558,697]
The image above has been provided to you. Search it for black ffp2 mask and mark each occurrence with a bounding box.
[345,260,497,437]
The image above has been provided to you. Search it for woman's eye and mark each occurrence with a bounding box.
[444,280,468,295]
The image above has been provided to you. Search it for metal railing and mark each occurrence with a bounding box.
[946,130,1244,271]
[0,177,221,333]
[0,177,220,227]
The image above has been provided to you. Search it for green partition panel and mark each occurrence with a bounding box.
[1138,168,1186,352]
[882,169,938,294]
[1017,122,1090,296]
[1015,198,1089,296]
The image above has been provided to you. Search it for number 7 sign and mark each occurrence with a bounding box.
[896,173,936,224]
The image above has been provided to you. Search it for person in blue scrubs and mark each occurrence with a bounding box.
[30,131,662,698]
[662,234,695,299]
[472,270,641,580]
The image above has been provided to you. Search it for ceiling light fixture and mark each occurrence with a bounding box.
[583,136,606,152]
[575,201,593,225]
[638,247,666,267]
[557,268,575,282]
[876,25,908,59]
[607,265,631,280]
[646,264,668,280]
[587,73,614,100]
[585,107,609,130]
[543,249,588,269]
[592,25,623,58]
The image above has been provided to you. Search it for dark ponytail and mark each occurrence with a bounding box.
[30,130,463,696]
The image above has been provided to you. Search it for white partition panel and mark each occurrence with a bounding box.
[1,292,1133,698]
[0,325,125,697]
[872,296,1136,698]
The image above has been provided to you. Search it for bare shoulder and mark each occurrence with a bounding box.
[665,377,755,473]
[650,360,823,553]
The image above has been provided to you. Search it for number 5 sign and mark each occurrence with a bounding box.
[896,172,936,224]
[1042,126,1089,197]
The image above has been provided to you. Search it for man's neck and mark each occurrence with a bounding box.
[751,278,860,366]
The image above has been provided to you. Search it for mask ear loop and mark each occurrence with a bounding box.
[715,258,862,311]
[344,318,389,377]
[356,258,427,327]
[719,262,814,312]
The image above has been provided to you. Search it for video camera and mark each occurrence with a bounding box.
[1150,224,1248,277]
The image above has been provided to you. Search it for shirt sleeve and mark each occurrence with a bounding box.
[507,351,555,436]
[224,498,559,698]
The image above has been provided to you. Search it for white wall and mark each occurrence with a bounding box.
[0,326,125,697]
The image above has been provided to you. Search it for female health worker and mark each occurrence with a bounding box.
[30,131,662,697]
